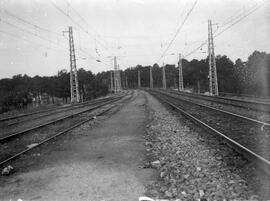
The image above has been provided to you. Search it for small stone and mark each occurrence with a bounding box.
[249,195,259,200]
[160,171,166,178]
[196,167,202,171]
[1,165,14,176]
[147,189,159,196]
[216,156,222,160]
[165,190,173,198]
[228,180,235,184]
[199,190,204,197]
[181,191,187,196]
[145,142,153,147]
[184,174,189,179]
[160,186,167,192]
[151,160,161,168]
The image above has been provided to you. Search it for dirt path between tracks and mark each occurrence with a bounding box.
[0,90,157,201]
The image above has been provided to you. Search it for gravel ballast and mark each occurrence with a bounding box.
[143,91,269,200]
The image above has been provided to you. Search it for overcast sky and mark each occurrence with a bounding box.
[0,0,269,78]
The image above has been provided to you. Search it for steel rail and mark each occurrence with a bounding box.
[3,97,116,127]
[153,93,270,174]
[0,96,123,143]
[0,101,119,167]
[0,95,119,122]
[155,89,270,127]
[172,89,270,105]
[219,92,270,102]
[165,89,270,112]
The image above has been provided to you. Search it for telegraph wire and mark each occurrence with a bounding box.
[0,9,64,38]
[1,6,100,62]
[0,29,61,51]
[49,0,113,56]
[156,0,198,63]
[63,0,89,27]
[214,1,269,38]
[0,18,97,61]
[0,18,69,51]
[183,0,269,58]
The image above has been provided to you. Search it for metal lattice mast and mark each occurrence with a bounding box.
[138,70,141,88]
[162,62,166,89]
[208,20,219,96]
[150,66,153,88]
[178,54,184,91]
[64,26,79,103]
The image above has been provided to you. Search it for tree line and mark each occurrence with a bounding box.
[121,51,270,97]
[0,50,269,113]
[0,68,110,113]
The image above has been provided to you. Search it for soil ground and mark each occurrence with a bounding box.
[0,90,157,201]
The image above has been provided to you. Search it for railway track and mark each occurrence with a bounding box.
[0,92,130,167]
[0,96,121,128]
[0,94,123,125]
[165,89,270,112]
[220,92,270,102]
[149,89,270,174]
[0,95,124,138]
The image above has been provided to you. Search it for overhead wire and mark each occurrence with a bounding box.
[0,12,97,60]
[49,0,113,56]
[0,29,61,51]
[156,0,198,63]
[0,18,69,51]
[63,0,89,27]
[183,0,269,58]
[214,1,269,38]
[0,9,64,38]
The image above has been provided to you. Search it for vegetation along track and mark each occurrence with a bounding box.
[0,92,130,167]
[165,89,270,112]
[149,89,270,174]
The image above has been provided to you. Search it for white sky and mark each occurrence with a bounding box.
[0,0,269,78]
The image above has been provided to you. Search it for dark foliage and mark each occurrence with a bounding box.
[1,50,269,113]
[121,51,270,97]
[0,69,109,113]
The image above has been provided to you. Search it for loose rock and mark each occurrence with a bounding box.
[1,165,14,176]
[151,160,161,168]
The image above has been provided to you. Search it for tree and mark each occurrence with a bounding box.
[216,55,238,93]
